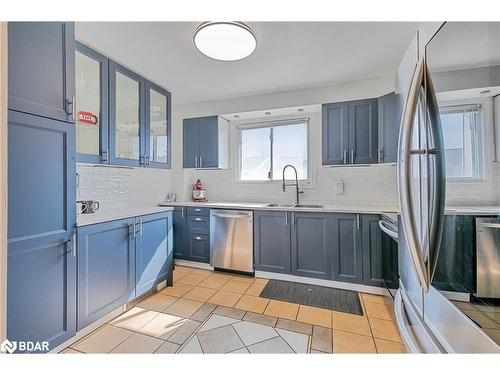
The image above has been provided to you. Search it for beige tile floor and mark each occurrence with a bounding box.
[453,300,500,345]
[61,266,406,354]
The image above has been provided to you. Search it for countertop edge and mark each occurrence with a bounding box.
[76,206,174,227]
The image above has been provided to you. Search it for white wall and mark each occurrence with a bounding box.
[170,74,400,210]
[0,22,8,344]
[76,165,172,213]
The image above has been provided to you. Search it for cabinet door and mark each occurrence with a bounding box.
[183,118,199,168]
[187,233,210,263]
[332,214,363,284]
[8,22,75,123]
[291,212,332,280]
[377,92,399,163]
[361,214,384,287]
[198,116,219,168]
[7,110,76,351]
[432,215,475,293]
[145,81,171,168]
[322,102,349,165]
[109,61,145,167]
[75,42,109,164]
[173,207,187,259]
[136,212,172,296]
[348,99,378,164]
[254,211,291,274]
[77,219,135,331]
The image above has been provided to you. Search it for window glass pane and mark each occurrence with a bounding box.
[149,89,168,164]
[115,72,140,160]
[272,123,308,180]
[240,127,271,180]
[440,107,480,178]
[75,51,100,155]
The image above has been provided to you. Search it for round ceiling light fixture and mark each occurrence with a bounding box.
[193,21,256,61]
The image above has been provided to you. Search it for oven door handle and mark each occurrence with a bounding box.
[379,220,399,240]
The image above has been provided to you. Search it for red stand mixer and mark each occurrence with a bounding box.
[192,179,207,202]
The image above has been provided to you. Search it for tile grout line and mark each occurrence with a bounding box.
[359,293,378,353]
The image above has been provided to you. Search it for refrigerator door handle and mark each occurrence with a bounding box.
[423,62,446,283]
[398,57,429,292]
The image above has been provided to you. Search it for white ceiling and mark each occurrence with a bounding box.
[76,22,419,105]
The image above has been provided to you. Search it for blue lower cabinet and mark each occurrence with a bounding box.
[135,212,173,296]
[187,232,210,263]
[361,214,384,287]
[172,207,187,259]
[77,219,135,331]
[332,214,363,284]
[291,212,333,280]
[254,210,291,274]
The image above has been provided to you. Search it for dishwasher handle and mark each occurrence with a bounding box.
[211,211,252,219]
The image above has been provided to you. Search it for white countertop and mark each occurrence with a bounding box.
[77,206,174,227]
[159,201,500,216]
[159,201,398,215]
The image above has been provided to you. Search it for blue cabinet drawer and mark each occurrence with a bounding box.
[187,233,210,263]
[187,206,210,217]
[187,215,210,234]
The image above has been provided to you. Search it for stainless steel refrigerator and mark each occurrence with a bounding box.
[394,22,500,353]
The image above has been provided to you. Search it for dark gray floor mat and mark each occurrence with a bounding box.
[260,279,363,315]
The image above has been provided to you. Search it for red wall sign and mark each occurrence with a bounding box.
[78,111,98,125]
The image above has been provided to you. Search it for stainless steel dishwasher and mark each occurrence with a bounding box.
[210,209,254,274]
[476,217,500,298]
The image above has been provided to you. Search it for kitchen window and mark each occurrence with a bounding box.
[238,119,309,181]
[440,103,483,179]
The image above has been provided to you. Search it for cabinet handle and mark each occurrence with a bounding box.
[145,155,150,166]
[72,233,76,258]
[357,214,360,231]
[140,219,143,237]
[351,149,354,164]
[66,96,75,120]
[194,217,203,221]
[195,156,198,168]
[200,156,203,168]
[101,150,108,163]
[292,213,295,226]
[194,208,202,212]
[343,150,347,164]
[195,236,202,241]
[285,212,288,226]
[133,218,136,238]
[181,207,184,219]
[379,148,384,162]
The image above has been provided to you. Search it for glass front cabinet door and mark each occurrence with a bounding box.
[145,82,171,168]
[109,61,145,167]
[75,42,109,163]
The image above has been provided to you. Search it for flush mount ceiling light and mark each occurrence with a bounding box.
[193,21,256,61]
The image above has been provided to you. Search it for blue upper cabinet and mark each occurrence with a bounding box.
[322,98,378,165]
[322,102,349,165]
[77,218,136,331]
[7,110,77,350]
[183,115,229,169]
[75,42,109,164]
[145,82,171,168]
[8,22,75,123]
[135,212,172,296]
[109,61,146,167]
[348,99,378,164]
[377,92,399,163]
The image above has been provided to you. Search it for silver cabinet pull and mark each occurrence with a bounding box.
[356,214,360,231]
[195,156,198,168]
[139,219,143,237]
[350,149,354,164]
[101,150,108,163]
[133,218,137,238]
[285,212,288,226]
[72,233,77,258]
[195,236,202,241]
[343,149,347,164]
[181,207,184,219]
[66,96,75,120]
[194,208,202,212]
[200,156,203,168]
[194,217,203,221]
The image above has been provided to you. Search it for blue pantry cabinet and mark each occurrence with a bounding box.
[135,212,173,296]
[77,219,136,330]
[8,22,75,123]
[254,211,291,274]
[77,211,173,330]
[7,21,77,352]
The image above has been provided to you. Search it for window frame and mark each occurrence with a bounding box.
[439,99,486,182]
[236,117,311,184]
